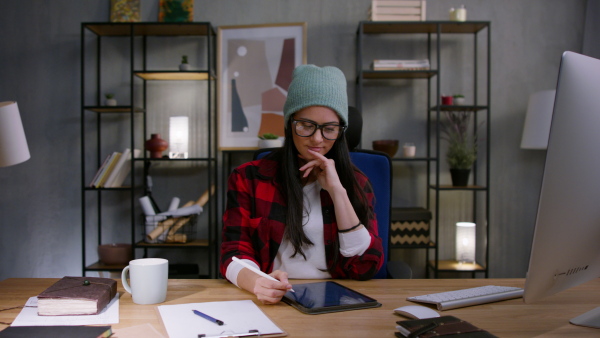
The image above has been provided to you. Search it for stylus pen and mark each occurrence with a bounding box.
[193,309,224,326]
[232,257,295,292]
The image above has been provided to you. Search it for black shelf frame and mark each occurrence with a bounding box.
[356,21,491,278]
[81,22,218,278]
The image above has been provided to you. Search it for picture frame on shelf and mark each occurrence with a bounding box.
[158,0,193,22]
[217,22,307,150]
[110,0,140,22]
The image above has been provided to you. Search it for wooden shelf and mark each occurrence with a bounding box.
[430,105,489,112]
[361,21,490,34]
[430,260,486,272]
[84,22,213,37]
[391,157,436,162]
[85,261,126,271]
[134,71,211,81]
[362,69,437,79]
[135,239,209,248]
[84,106,144,113]
[431,185,487,191]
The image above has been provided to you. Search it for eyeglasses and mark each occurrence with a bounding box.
[292,119,346,140]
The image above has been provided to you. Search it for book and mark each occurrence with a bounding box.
[37,276,117,316]
[96,152,121,188]
[88,154,112,187]
[90,152,121,188]
[0,325,112,338]
[103,148,130,187]
[105,148,141,188]
[395,315,497,337]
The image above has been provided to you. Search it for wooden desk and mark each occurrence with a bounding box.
[1,278,599,337]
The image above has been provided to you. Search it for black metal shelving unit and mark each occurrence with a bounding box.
[81,22,218,278]
[356,21,491,278]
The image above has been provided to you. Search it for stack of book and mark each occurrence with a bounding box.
[369,0,426,22]
[89,148,141,188]
[372,59,430,71]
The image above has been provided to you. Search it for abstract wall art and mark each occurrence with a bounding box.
[217,23,307,150]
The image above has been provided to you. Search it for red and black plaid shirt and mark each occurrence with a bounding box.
[220,158,384,281]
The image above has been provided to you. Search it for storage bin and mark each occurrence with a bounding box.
[390,207,431,246]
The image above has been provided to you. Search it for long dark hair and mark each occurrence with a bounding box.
[267,118,373,260]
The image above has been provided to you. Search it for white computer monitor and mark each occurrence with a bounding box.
[523,51,600,328]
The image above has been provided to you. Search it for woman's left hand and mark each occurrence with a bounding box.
[299,149,343,192]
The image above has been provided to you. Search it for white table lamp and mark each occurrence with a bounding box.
[169,116,189,159]
[456,222,476,264]
[520,90,556,150]
[0,101,30,167]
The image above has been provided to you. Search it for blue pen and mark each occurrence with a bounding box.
[193,310,225,326]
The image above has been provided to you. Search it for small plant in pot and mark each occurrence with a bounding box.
[179,55,190,71]
[105,93,117,106]
[441,111,477,186]
[453,94,466,105]
[258,133,283,148]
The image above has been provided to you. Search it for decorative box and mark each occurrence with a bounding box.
[390,207,432,247]
[369,0,426,22]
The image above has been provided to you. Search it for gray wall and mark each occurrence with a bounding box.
[0,0,591,280]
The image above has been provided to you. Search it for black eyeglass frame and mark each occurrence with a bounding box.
[291,118,347,140]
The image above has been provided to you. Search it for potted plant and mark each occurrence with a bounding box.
[441,111,477,186]
[179,55,190,71]
[453,94,466,105]
[258,133,283,148]
[105,93,117,106]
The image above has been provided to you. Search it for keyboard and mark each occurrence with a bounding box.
[407,285,524,310]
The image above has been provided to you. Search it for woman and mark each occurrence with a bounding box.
[221,65,384,304]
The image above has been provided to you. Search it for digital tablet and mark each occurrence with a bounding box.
[282,281,382,314]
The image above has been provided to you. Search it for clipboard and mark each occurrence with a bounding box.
[282,281,382,315]
[157,300,287,338]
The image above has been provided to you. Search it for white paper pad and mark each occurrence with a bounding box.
[11,293,120,326]
[158,300,284,338]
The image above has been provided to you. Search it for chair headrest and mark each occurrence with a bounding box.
[346,106,363,151]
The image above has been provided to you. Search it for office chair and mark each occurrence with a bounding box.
[252,107,412,279]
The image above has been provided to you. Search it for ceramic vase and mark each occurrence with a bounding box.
[145,134,168,159]
[179,63,190,71]
[105,98,117,106]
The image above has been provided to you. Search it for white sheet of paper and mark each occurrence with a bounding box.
[158,300,284,338]
[11,294,120,326]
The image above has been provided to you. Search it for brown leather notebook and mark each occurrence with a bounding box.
[37,276,117,316]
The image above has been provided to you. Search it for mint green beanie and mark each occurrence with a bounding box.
[283,65,348,128]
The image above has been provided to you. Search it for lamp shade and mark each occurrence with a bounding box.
[169,116,189,159]
[0,101,30,167]
[520,90,556,149]
[456,222,476,264]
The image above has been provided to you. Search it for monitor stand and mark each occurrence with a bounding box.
[570,306,600,329]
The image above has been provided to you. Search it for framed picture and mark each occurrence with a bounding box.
[158,0,193,22]
[217,23,307,150]
[110,0,140,22]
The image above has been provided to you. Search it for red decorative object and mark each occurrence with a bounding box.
[145,133,168,158]
[441,95,454,105]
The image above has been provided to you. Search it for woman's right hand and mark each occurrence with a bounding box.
[252,270,293,304]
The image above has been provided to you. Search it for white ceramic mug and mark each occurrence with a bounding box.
[121,258,168,305]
